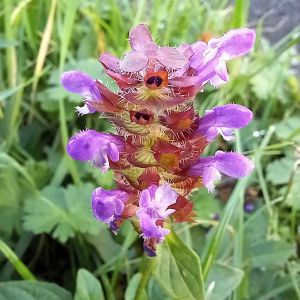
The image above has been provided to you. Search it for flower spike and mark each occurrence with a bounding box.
[62,24,256,256]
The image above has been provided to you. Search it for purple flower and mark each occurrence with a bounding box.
[66,130,125,173]
[195,104,253,142]
[188,151,254,192]
[136,184,178,245]
[190,28,256,87]
[119,24,189,72]
[61,71,102,115]
[92,188,129,233]
[244,204,254,212]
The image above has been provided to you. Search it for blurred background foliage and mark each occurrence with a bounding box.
[0,0,300,299]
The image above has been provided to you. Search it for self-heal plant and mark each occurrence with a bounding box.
[61,24,256,257]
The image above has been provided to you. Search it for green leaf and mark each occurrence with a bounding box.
[266,157,295,185]
[125,273,148,300]
[246,240,296,268]
[0,167,24,237]
[0,281,72,300]
[205,263,244,300]
[148,277,172,300]
[153,230,205,300]
[86,228,122,263]
[23,183,104,243]
[0,38,19,48]
[192,188,223,220]
[274,117,300,142]
[74,268,104,300]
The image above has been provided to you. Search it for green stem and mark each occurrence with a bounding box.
[133,256,154,300]
[0,239,36,281]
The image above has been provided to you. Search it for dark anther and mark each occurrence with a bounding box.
[146,76,163,87]
[134,112,151,121]
[134,112,142,120]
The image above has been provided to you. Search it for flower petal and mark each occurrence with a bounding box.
[189,41,207,69]
[202,165,221,192]
[196,104,253,141]
[158,47,189,69]
[99,52,121,73]
[129,24,153,51]
[215,61,229,82]
[188,151,254,184]
[207,28,256,61]
[143,242,157,257]
[154,184,178,218]
[92,188,129,224]
[136,211,162,239]
[66,130,124,173]
[120,51,149,72]
[139,189,152,210]
[76,104,94,115]
[61,71,94,97]
[215,151,254,178]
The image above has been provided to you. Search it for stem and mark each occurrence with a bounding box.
[133,256,154,300]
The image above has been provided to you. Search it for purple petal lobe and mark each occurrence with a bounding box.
[188,151,254,191]
[136,184,178,244]
[158,47,189,69]
[215,151,255,178]
[215,61,229,82]
[189,41,207,69]
[92,188,129,231]
[136,211,162,239]
[61,71,94,97]
[66,130,124,173]
[207,28,256,61]
[120,51,148,72]
[144,42,159,56]
[196,104,253,141]
[99,53,121,73]
[61,71,102,115]
[168,76,200,88]
[129,24,153,51]
[143,242,157,257]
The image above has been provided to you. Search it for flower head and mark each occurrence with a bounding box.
[92,188,129,233]
[62,24,256,257]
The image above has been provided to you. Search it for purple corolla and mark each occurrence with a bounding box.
[66,130,125,173]
[188,151,254,192]
[61,71,103,115]
[195,104,253,142]
[136,184,178,255]
[92,188,129,233]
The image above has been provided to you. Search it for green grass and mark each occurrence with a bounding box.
[0,0,300,299]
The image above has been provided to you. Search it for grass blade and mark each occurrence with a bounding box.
[29,0,57,121]
[202,126,275,281]
[0,239,36,281]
